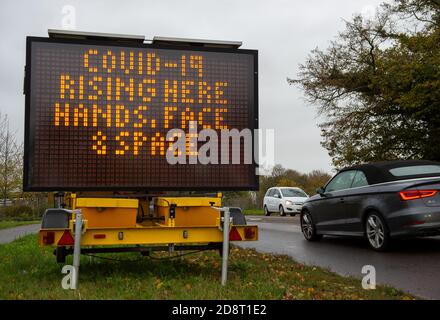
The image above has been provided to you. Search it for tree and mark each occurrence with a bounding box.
[0,113,23,204]
[289,0,440,168]
[302,170,332,195]
[256,165,331,207]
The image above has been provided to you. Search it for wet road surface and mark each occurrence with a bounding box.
[238,215,440,299]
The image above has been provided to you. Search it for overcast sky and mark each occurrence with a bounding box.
[0,0,385,174]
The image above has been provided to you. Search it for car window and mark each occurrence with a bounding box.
[273,189,281,198]
[351,171,369,188]
[281,188,308,198]
[265,189,273,197]
[325,170,357,192]
[389,165,440,176]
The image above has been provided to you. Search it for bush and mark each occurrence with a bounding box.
[32,204,50,218]
[222,191,258,210]
[0,203,48,221]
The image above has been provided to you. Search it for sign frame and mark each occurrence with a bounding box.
[23,36,259,192]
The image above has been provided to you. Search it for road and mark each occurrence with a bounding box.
[238,215,440,300]
[0,224,40,244]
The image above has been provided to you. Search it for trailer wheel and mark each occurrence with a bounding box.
[218,245,231,257]
[55,246,67,263]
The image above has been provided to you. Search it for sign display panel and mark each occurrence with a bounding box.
[24,37,258,191]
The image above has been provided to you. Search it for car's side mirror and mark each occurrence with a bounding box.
[274,194,280,198]
[316,187,325,196]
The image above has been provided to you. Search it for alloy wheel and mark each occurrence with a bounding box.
[366,214,385,249]
[279,206,286,216]
[301,213,313,239]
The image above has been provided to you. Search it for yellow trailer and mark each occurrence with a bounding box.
[39,193,258,263]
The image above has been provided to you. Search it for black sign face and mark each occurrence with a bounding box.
[24,37,258,191]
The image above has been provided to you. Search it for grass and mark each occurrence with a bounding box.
[0,235,415,300]
[243,208,264,215]
[0,220,40,230]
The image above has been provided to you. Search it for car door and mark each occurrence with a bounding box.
[272,189,282,211]
[264,189,272,210]
[314,170,357,233]
[339,170,369,233]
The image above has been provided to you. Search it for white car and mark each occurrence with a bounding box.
[263,187,309,216]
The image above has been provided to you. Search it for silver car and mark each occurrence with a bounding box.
[263,187,309,216]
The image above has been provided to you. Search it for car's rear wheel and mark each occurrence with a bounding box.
[365,212,391,251]
[300,211,322,241]
[264,205,271,216]
[279,205,286,216]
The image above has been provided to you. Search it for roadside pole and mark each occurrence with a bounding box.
[72,209,82,289]
[221,208,231,286]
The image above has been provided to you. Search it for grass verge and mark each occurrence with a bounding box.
[0,235,414,300]
[243,208,264,215]
[0,220,40,230]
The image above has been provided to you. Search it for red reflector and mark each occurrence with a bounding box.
[93,234,106,239]
[43,231,55,245]
[244,227,256,240]
[58,230,75,246]
[400,190,438,201]
[229,227,242,241]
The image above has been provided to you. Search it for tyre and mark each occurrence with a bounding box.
[365,212,391,251]
[218,245,231,257]
[264,205,271,216]
[300,211,322,241]
[55,246,67,263]
[279,205,286,216]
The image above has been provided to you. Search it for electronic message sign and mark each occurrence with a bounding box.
[24,37,258,191]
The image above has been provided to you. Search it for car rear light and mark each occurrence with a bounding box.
[399,189,438,201]
[42,231,55,245]
[229,227,242,241]
[57,230,75,246]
